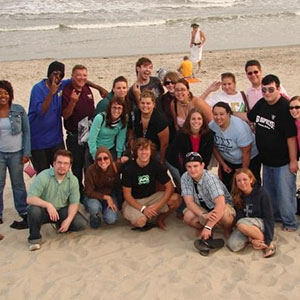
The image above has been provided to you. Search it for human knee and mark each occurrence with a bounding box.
[168,193,181,210]
[27,205,43,220]
[71,214,87,231]
[86,198,102,215]
[103,210,118,225]
[133,216,147,227]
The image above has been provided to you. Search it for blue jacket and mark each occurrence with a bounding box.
[9,103,31,157]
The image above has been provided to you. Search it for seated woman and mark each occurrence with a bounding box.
[227,168,275,258]
[0,80,31,229]
[158,71,180,141]
[84,147,125,228]
[94,76,130,115]
[201,72,249,112]
[209,102,260,191]
[128,89,169,164]
[170,78,212,130]
[88,97,127,161]
[166,107,214,188]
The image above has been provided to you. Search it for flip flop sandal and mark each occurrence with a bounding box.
[131,222,157,232]
[263,244,276,258]
[194,238,224,256]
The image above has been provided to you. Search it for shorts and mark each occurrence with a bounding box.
[122,191,169,224]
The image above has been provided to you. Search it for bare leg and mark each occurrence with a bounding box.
[157,193,181,230]
[0,233,3,240]
[218,209,235,239]
[196,61,201,73]
[183,209,203,231]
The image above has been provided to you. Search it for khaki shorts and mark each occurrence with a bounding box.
[122,191,169,224]
[184,203,236,226]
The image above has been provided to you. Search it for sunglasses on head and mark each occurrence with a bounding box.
[165,80,176,86]
[262,87,276,94]
[289,106,300,110]
[247,70,259,76]
[97,156,109,162]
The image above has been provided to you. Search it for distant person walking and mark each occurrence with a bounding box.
[190,23,206,74]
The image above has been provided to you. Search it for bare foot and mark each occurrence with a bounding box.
[0,233,4,240]
[157,215,167,230]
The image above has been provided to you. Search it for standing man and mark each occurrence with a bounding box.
[245,60,289,109]
[28,61,67,173]
[190,23,206,74]
[181,152,235,240]
[128,57,164,111]
[246,74,298,231]
[62,64,95,199]
[122,138,181,230]
[27,149,86,251]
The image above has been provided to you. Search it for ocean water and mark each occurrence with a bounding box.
[0,0,300,61]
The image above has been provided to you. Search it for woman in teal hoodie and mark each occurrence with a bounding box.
[88,97,127,161]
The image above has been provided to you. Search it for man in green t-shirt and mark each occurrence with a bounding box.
[27,149,86,251]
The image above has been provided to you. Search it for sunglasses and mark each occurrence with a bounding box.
[186,152,202,158]
[261,87,276,94]
[97,156,109,162]
[165,80,176,86]
[289,106,300,110]
[247,70,259,76]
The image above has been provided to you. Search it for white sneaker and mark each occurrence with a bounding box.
[29,243,41,251]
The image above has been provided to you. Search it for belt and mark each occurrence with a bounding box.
[194,42,201,46]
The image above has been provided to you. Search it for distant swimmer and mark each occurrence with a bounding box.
[190,23,206,74]
[178,56,193,78]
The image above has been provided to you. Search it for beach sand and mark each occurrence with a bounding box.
[1,46,300,299]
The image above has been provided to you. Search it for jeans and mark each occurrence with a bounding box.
[66,134,86,196]
[27,205,87,243]
[31,143,65,174]
[0,150,27,218]
[84,196,118,225]
[263,164,298,230]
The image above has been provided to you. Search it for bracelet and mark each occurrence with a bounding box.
[204,225,212,231]
[140,206,146,213]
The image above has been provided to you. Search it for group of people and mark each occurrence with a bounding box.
[0,53,299,258]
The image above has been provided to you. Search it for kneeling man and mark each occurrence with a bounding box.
[122,138,181,230]
[181,152,235,239]
[27,149,86,250]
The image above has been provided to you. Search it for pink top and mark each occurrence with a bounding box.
[295,120,300,151]
[189,135,201,152]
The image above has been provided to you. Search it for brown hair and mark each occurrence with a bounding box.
[289,95,300,104]
[0,80,14,106]
[175,78,193,100]
[163,71,180,86]
[221,72,236,83]
[112,76,128,88]
[72,64,87,73]
[132,138,156,159]
[135,57,152,75]
[140,89,156,103]
[182,107,209,136]
[53,149,73,165]
[231,168,256,209]
[106,97,127,128]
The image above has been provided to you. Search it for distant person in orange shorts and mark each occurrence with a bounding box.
[178,56,193,78]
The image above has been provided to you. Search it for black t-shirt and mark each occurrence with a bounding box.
[130,109,168,150]
[247,97,296,166]
[121,159,170,199]
[128,76,164,110]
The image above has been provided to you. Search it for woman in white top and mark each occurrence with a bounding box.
[201,72,249,113]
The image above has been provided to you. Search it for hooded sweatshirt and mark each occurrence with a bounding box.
[235,184,274,245]
[84,146,121,200]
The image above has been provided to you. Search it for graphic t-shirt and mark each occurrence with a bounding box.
[121,159,170,199]
[247,97,297,166]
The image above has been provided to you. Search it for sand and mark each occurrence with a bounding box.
[1,46,300,300]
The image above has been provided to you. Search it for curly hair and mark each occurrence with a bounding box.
[0,80,14,105]
[132,138,156,159]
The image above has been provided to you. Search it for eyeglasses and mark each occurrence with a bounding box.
[247,70,259,76]
[289,106,300,110]
[165,80,176,86]
[261,87,276,94]
[97,156,109,162]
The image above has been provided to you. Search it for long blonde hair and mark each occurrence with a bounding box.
[231,168,256,209]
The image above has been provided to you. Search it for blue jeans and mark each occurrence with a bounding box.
[27,205,87,243]
[263,164,298,230]
[0,150,27,218]
[84,196,118,225]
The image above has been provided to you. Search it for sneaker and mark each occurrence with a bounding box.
[10,219,28,230]
[29,243,41,251]
[0,217,3,224]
